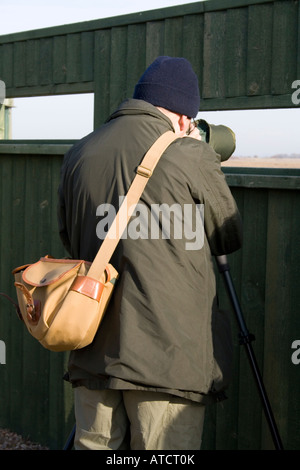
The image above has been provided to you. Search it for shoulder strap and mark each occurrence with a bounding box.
[87,131,178,280]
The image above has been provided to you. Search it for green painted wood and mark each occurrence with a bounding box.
[53,36,67,84]
[237,189,268,449]
[0,155,13,428]
[182,14,204,94]
[93,29,111,128]
[66,34,81,84]
[26,40,40,87]
[0,146,300,449]
[203,10,227,99]
[272,1,298,96]
[126,24,146,97]
[39,37,53,86]
[0,0,300,451]
[110,26,128,112]
[224,7,248,98]
[164,17,184,57]
[199,93,297,110]
[1,0,299,114]
[81,32,94,83]
[0,152,68,449]
[247,4,273,97]
[13,41,27,88]
[224,173,300,190]
[8,155,26,432]
[145,20,164,64]
[262,189,300,449]
[0,141,75,154]
[0,0,278,47]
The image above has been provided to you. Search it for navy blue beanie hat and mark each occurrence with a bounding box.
[133,56,200,118]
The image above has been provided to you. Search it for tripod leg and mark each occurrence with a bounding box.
[216,255,284,450]
[63,424,76,450]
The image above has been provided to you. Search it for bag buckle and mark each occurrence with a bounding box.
[137,165,152,178]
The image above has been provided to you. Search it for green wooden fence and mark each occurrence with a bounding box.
[1,144,299,450]
[204,168,300,450]
[1,0,299,121]
[0,143,72,448]
[0,0,300,450]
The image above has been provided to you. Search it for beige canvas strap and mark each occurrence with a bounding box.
[87,131,178,280]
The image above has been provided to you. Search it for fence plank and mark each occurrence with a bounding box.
[93,30,111,128]
[247,4,273,97]
[26,40,40,86]
[263,189,300,449]
[271,0,298,95]
[53,36,67,84]
[127,24,146,97]
[224,7,248,98]
[146,21,165,64]
[203,11,227,99]
[39,38,53,86]
[109,26,128,111]
[1,0,300,450]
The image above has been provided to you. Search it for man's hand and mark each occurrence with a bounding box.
[185,122,202,141]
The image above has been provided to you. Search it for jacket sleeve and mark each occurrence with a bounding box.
[192,142,243,256]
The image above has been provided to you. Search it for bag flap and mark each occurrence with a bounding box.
[22,258,89,287]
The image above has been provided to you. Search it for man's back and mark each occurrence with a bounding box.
[58,98,242,398]
[58,56,243,450]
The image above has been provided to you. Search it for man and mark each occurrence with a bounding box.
[58,56,243,450]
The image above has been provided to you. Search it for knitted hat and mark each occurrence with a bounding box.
[133,56,200,118]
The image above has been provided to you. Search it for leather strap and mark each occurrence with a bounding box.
[0,292,23,321]
[87,131,178,280]
[12,284,40,323]
[70,276,104,302]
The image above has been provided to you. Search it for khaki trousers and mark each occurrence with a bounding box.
[74,386,205,450]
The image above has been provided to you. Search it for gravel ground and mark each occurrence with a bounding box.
[0,428,49,450]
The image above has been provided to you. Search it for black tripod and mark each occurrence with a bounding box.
[216,255,284,450]
[63,424,75,450]
[63,255,284,451]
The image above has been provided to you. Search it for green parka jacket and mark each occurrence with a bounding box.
[58,99,243,404]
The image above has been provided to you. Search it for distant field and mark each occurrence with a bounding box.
[222,157,300,168]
